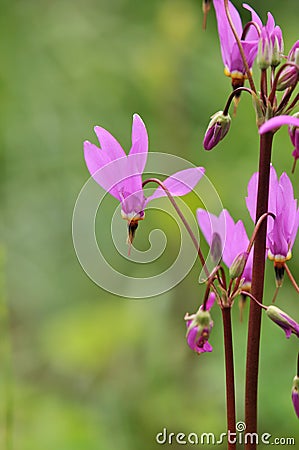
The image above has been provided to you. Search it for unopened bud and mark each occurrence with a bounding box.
[271,27,284,67]
[257,29,272,70]
[229,252,248,279]
[277,41,299,91]
[292,376,299,419]
[266,305,299,339]
[203,111,231,151]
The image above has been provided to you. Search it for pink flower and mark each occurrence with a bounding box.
[196,209,253,288]
[184,293,215,354]
[84,114,205,242]
[246,165,299,263]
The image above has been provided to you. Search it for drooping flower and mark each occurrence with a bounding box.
[246,166,299,283]
[212,1,261,90]
[203,111,231,150]
[184,293,215,354]
[292,375,299,419]
[84,114,205,244]
[259,115,299,169]
[213,1,283,89]
[266,305,299,339]
[196,209,253,289]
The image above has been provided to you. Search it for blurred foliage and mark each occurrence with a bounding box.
[0,0,298,448]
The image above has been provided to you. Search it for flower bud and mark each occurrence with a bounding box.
[257,29,272,70]
[292,376,299,419]
[229,252,248,279]
[266,305,299,339]
[276,41,299,91]
[271,28,284,67]
[203,111,231,151]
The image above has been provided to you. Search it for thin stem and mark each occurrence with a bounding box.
[260,69,268,106]
[297,352,299,378]
[276,85,298,115]
[224,0,257,94]
[222,307,236,450]
[272,286,280,303]
[241,21,261,40]
[284,263,299,294]
[245,132,273,450]
[142,178,208,275]
[223,87,253,116]
[230,212,275,299]
[240,291,268,311]
[284,93,299,115]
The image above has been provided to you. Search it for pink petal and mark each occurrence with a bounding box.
[129,114,148,173]
[259,116,299,134]
[242,4,263,39]
[94,125,126,160]
[146,167,205,203]
[213,0,243,69]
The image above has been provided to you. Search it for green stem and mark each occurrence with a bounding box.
[245,132,273,450]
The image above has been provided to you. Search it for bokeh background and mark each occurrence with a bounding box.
[1,0,298,448]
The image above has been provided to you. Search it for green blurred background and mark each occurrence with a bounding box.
[1,0,298,448]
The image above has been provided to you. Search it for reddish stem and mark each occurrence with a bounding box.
[245,132,273,449]
[222,307,236,450]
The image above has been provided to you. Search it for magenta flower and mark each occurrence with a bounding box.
[197,209,253,288]
[84,114,205,243]
[184,293,215,354]
[259,115,299,168]
[266,305,299,339]
[246,165,299,264]
[213,1,261,88]
[292,376,299,419]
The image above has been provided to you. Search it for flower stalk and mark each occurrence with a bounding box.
[245,132,273,449]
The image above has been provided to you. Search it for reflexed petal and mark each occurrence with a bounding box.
[243,3,263,37]
[146,167,205,203]
[259,116,299,134]
[129,114,148,173]
[84,140,124,200]
[213,0,243,69]
[94,126,126,160]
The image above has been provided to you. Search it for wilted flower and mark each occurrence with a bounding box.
[203,111,231,150]
[184,293,215,354]
[266,305,299,339]
[84,114,205,244]
[292,375,299,419]
[197,209,253,289]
